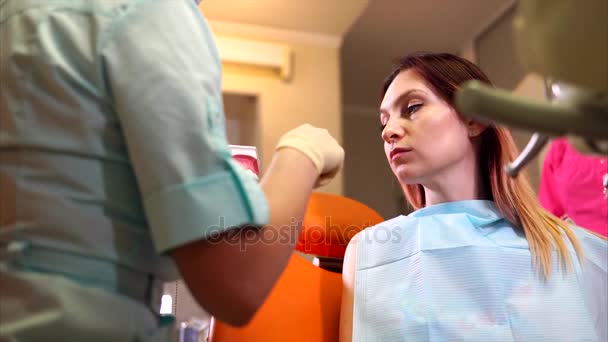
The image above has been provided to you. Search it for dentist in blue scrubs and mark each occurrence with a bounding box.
[0,0,344,340]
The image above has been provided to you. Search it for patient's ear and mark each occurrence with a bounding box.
[465,119,487,138]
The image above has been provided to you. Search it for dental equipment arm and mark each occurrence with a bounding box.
[455,0,608,176]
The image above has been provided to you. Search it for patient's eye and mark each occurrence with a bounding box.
[401,103,422,118]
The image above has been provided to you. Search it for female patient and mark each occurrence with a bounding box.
[340,52,607,341]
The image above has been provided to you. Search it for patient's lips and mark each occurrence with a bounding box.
[390,147,413,161]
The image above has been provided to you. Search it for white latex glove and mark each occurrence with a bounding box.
[275,124,344,188]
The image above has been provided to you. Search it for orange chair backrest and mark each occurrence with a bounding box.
[297,192,384,258]
[207,253,343,342]
[207,193,383,341]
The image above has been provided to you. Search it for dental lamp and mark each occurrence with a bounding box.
[455,0,608,177]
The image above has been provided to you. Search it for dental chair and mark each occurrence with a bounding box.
[207,192,383,342]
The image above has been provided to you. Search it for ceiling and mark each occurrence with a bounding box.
[199,0,369,36]
[341,0,514,108]
[200,0,515,109]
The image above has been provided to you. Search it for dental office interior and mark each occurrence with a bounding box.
[2,0,606,340]
[161,0,607,340]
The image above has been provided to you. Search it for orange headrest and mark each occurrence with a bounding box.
[296,192,384,258]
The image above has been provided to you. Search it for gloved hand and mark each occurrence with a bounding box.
[275,124,345,188]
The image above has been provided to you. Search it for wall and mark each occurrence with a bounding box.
[224,92,259,147]
[211,22,344,196]
[475,5,527,91]
[343,107,403,220]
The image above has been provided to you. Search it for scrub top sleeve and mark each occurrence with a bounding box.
[99,0,269,253]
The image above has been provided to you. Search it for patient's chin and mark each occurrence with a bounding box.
[394,168,426,186]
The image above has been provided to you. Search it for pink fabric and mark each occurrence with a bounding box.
[539,138,608,236]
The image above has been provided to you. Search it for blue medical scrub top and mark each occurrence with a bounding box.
[0,0,268,339]
[353,200,607,341]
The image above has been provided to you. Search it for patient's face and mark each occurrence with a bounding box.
[379,69,475,186]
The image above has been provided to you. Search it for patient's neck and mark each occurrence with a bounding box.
[422,153,490,207]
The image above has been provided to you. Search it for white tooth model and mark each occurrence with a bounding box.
[455,0,608,176]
